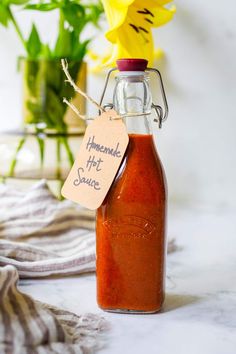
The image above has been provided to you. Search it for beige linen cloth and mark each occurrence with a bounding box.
[0,265,107,354]
[0,180,96,278]
[0,180,108,353]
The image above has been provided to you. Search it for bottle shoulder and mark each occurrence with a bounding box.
[103,134,167,206]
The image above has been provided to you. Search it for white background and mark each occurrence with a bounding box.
[0,0,235,207]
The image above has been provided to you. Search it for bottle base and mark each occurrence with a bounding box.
[99,307,161,314]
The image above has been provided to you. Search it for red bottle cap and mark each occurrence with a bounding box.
[116,58,148,72]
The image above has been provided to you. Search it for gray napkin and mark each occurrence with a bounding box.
[0,180,96,278]
[0,265,107,354]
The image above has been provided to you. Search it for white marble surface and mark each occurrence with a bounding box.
[19,205,236,354]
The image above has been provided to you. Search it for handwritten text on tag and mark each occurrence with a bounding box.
[61,110,129,210]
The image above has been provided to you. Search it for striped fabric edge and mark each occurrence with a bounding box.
[0,265,108,354]
[0,254,96,278]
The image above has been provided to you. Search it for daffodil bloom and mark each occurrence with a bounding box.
[101,0,175,66]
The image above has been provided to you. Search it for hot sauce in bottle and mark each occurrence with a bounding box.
[96,59,168,313]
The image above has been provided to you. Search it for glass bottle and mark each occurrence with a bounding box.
[96,59,167,313]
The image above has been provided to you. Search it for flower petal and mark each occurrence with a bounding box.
[136,0,174,6]
[149,5,176,27]
[114,19,154,64]
[97,0,176,68]
[101,0,135,42]
[134,1,176,27]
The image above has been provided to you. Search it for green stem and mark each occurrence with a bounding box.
[56,137,62,180]
[7,7,26,50]
[59,8,65,37]
[36,135,45,169]
[57,123,75,168]
[61,136,74,167]
[58,179,64,200]
[8,137,26,177]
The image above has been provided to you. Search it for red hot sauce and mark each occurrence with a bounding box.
[96,133,167,313]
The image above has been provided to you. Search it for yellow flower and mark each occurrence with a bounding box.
[101,0,175,66]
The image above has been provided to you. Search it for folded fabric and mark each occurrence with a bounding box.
[0,180,177,278]
[0,265,107,354]
[0,180,96,278]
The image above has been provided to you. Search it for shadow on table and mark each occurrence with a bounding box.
[162,293,201,313]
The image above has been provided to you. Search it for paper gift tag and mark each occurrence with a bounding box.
[61,109,129,210]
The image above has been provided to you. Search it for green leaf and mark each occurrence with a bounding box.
[54,27,72,58]
[0,4,10,27]
[72,39,90,61]
[45,88,66,129]
[45,60,62,91]
[86,3,104,27]
[26,24,41,59]
[41,44,52,59]
[6,0,30,5]
[24,59,40,95]
[1,0,103,61]
[62,3,85,31]
[24,3,59,11]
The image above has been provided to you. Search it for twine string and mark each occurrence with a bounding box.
[61,58,151,121]
[62,98,89,120]
[61,59,105,114]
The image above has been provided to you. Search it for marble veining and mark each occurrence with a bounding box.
[19,205,236,354]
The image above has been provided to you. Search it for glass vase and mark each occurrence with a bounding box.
[20,58,87,134]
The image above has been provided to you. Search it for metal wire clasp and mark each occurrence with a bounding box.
[99,66,169,128]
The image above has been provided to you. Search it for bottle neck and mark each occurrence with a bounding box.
[113,72,152,135]
[122,115,152,135]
